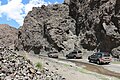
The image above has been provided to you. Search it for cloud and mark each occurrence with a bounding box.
[0,1,1,6]
[24,0,48,16]
[0,0,49,26]
[0,0,24,25]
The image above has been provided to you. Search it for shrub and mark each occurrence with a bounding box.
[35,62,43,70]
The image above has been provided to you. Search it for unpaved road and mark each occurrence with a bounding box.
[38,54,120,79]
[58,58,120,79]
[67,58,120,73]
[18,51,120,79]
[101,63,120,73]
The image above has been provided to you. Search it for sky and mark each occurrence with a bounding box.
[0,0,64,28]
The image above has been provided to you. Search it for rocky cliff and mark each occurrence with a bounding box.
[68,0,120,57]
[15,0,120,57]
[15,4,77,54]
[0,24,17,48]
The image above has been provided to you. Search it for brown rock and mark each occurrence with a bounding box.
[0,24,17,48]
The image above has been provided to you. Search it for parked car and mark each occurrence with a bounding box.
[47,51,58,58]
[66,50,83,59]
[88,52,112,64]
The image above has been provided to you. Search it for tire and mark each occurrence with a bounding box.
[78,57,82,59]
[66,57,69,59]
[88,57,90,61]
[79,57,82,59]
[74,56,77,59]
[106,62,110,64]
[97,60,101,65]
[66,55,69,59]
[89,59,92,63]
[88,57,91,62]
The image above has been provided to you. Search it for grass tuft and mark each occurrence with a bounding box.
[35,62,43,70]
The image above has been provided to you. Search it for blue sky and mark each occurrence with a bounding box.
[0,0,64,28]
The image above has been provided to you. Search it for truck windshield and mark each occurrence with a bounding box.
[103,53,110,57]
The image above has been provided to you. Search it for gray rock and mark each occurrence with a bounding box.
[112,46,120,59]
[0,48,64,80]
[14,0,120,55]
[64,0,70,5]
[15,4,77,55]
[69,0,120,52]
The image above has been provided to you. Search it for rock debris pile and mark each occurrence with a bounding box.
[0,48,65,80]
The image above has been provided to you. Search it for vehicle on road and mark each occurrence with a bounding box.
[47,51,58,58]
[66,50,83,59]
[88,52,112,65]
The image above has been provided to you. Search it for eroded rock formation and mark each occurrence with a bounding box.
[69,0,120,52]
[15,0,120,56]
[15,4,77,54]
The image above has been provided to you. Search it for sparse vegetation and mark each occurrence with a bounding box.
[35,62,43,70]
[63,63,70,67]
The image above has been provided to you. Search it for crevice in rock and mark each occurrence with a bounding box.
[115,0,120,15]
[89,0,101,10]
[69,0,80,36]
[111,15,120,34]
[43,23,63,52]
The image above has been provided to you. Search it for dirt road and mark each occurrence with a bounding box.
[57,58,120,79]
[36,54,120,79]
[18,51,120,79]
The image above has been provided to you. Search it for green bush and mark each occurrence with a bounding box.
[35,62,43,70]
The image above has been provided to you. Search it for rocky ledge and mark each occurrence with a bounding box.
[0,48,65,80]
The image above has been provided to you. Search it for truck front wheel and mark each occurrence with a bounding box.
[97,60,101,65]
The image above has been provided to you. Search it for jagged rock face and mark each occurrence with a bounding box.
[112,46,120,59]
[16,0,120,55]
[15,4,76,54]
[69,0,120,52]
[0,24,17,48]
